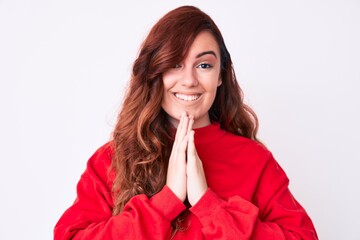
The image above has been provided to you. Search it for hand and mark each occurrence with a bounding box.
[186,130,208,206]
[166,112,193,202]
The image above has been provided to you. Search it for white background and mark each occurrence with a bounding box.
[1,0,359,239]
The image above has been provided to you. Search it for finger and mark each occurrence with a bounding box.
[187,130,196,161]
[186,115,194,136]
[173,112,187,152]
[167,113,188,202]
[174,112,186,140]
[186,130,208,206]
[179,112,190,138]
[178,115,190,152]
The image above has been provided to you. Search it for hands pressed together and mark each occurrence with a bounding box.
[166,112,208,206]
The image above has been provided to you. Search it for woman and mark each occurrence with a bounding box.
[54,6,318,239]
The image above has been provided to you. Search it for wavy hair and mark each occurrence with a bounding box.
[111,6,259,216]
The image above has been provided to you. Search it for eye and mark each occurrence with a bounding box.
[173,64,182,68]
[197,63,213,69]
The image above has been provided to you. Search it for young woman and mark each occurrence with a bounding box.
[54,6,318,239]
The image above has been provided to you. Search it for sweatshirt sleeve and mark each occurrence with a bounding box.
[54,143,186,240]
[189,154,318,240]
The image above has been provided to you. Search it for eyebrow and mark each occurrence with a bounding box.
[196,51,217,59]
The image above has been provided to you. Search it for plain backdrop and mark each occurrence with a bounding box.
[1,0,359,239]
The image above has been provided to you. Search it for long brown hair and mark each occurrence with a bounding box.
[111,5,259,215]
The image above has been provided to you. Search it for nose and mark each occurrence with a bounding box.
[180,66,198,87]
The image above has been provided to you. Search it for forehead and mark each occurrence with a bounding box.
[187,31,220,56]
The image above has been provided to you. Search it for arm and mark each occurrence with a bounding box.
[54,144,186,240]
[189,157,318,239]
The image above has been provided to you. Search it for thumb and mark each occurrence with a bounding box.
[187,130,196,161]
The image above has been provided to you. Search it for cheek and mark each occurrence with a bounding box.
[161,94,180,125]
[204,80,221,107]
[162,74,176,93]
[206,89,218,109]
[203,74,221,93]
[161,83,175,114]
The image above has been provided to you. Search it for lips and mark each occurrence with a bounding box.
[174,93,201,101]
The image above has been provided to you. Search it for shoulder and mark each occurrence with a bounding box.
[88,141,114,163]
[222,130,272,160]
[82,141,115,185]
[231,135,288,182]
[222,131,289,185]
[220,131,284,173]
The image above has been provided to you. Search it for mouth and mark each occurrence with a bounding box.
[174,93,201,102]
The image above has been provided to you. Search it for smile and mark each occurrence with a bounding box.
[174,93,201,101]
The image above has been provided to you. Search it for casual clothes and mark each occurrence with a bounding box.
[54,122,318,239]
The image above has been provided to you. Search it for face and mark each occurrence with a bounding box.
[161,31,222,129]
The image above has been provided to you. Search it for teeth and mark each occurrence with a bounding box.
[175,93,200,101]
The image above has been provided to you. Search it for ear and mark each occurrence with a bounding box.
[217,77,222,87]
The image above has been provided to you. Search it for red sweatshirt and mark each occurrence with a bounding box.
[54,122,318,239]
